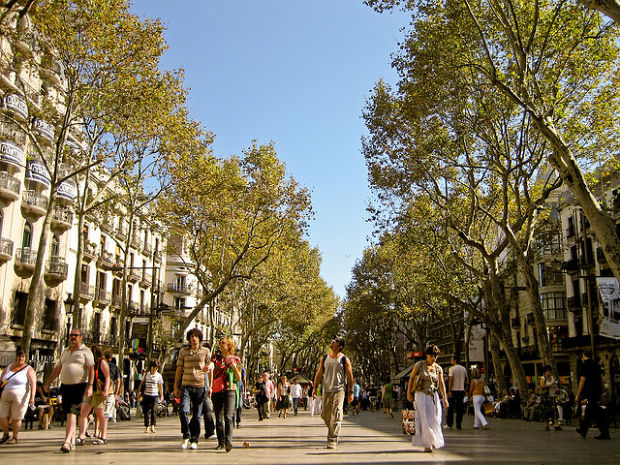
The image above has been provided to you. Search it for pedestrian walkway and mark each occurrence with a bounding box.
[1,409,619,464]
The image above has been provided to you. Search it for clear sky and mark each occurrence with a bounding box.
[130,1,408,298]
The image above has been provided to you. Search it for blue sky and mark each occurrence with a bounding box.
[130,1,408,298]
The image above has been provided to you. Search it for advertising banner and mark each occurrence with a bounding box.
[597,277,620,340]
[25,159,51,186]
[0,140,24,167]
[57,179,76,201]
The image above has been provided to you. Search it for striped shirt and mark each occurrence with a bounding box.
[143,371,163,397]
[177,346,211,387]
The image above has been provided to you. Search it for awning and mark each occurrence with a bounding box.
[290,374,312,384]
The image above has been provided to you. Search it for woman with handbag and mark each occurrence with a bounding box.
[407,345,448,453]
[138,360,164,433]
[0,349,36,444]
[277,375,291,419]
[211,337,241,452]
[468,367,489,430]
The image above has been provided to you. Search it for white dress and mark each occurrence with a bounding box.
[412,362,445,450]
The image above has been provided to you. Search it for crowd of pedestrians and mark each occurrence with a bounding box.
[0,331,615,455]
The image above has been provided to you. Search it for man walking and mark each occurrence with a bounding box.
[313,336,354,449]
[44,328,94,453]
[174,328,211,449]
[290,379,303,416]
[446,354,468,430]
[263,372,275,419]
[576,350,609,439]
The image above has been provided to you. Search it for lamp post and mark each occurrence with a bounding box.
[64,293,75,346]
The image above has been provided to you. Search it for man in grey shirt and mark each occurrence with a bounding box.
[313,336,354,449]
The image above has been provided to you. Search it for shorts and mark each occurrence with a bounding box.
[60,383,88,416]
[0,389,28,419]
[86,391,107,410]
[352,397,360,407]
[104,394,116,418]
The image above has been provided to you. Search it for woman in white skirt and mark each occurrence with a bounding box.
[407,345,448,453]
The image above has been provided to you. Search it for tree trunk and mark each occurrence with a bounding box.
[22,195,55,359]
[579,0,620,23]
[488,332,506,394]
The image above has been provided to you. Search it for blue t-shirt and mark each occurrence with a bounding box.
[353,383,361,398]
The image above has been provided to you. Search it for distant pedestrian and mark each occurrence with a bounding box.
[0,349,36,444]
[263,372,275,418]
[382,380,394,418]
[202,345,215,439]
[254,373,268,421]
[446,354,467,430]
[211,337,241,452]
[468,367,489,430]
[290,379,302,416]
[44,328,95,453]
[174,328,211,450]
[77,346,109,445]
[138,360,163,433]
[277,375,291,419]
[313,336,355,449]
[407,344,448,453]
[351,382,361,414]
[235,366,245,428]
[540,365,561,431]
[576,351,609,439]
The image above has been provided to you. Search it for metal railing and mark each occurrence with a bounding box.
[0,171,21,196]
[22,190,48,210]
[15,247,37,266]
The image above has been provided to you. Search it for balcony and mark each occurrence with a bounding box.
[21,190,48,219]
[0,171,20,203]
[130,234,142,250]
[44,256,68,287]
[100,218,114,234]
[79,283,95,302]
[115,224,128,241]
[167,282,192,295]
[50,207,73,233]
[140,272,152,288]
[83,242,97,262]
[111,294,122,309]
[153,251,162,264]
[33,118,54,145]
[128,268,140,283]
[0,237,13,263]
[39,55,62,87]
[94,288,111,308]
[14,247,36,277]
[143,242,152,256]
[127,301,139,316]
[97,250,115,270]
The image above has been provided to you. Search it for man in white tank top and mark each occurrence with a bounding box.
[313,336,354,449]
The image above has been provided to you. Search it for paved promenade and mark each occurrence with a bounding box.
[1,408,619,464]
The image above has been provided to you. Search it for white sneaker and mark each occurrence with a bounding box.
[181,438,190,449]
[190,442,198,450]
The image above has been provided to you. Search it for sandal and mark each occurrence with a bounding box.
[60,441,72,453]
[92,437,108,445]
[75,437,86,446]
[7,437,17,444]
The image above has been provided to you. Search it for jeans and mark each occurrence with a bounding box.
[446,390,465,428]
[142,395,158,427]
[202,395,215,438]
[292,397,300,415]
[472,395,488,428]
[257,400,267,420]
[179,386,205,442]
[212,390,236,446]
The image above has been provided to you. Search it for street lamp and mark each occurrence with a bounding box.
[64,293,75,346]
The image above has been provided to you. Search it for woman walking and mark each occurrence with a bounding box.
[540,365,561,431]
[77,346,109,445]
[407,345,448,453]
[0,350,36,444]
[277,375,291,419]
[211,337,241,452]
[468,368,489,430]
[138,361,164,433]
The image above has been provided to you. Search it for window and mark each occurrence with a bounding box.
[175,297,186,310]
[538,263,564,287]
[110,317,117,340]
[12,291,28,326]
[42,298,58,331]
[22,222,32,248]
[50,234,60,257]
[81,264,89,284]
